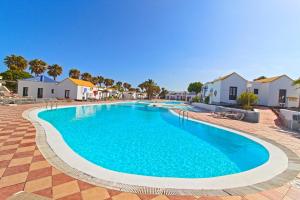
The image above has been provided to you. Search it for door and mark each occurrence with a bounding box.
[278,89,287,104]
[65,90,70,98]
[37,88,43,98]
[23,87,28,96]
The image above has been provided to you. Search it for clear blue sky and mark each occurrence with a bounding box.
[0,0,299,90]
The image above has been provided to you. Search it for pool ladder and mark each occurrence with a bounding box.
[45,101,58,110]
[179,110,189,120]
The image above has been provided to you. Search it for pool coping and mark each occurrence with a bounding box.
[23,102,300,196]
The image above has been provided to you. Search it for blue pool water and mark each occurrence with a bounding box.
[38,102,269,178]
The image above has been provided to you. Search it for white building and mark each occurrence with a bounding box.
[17,76,58,99]
[250,75,299,107]
[166,91,196,101]
[56,78,95,100]
[201,72,247,105]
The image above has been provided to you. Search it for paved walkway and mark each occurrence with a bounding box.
[0,102,299,200]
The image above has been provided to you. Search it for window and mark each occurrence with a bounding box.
[37,88,43,98]
[51,89,54,94]
[22,87,28,97]
[229,87,237,100]
[254,89,259,95]
[65,90,70,98]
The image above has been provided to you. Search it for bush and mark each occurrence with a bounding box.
[192,96,200,102]
[204,96,210,104]
[237,92,258,110]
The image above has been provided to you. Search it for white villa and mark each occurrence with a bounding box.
[18,76,95,100]
[201,73,299,108]
[202,73,247,105]
[251,75,299,107]
[56,78,95,100]
[166,91,197,101]
[17,76,58,99]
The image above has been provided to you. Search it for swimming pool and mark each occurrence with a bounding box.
[38,102,270,178]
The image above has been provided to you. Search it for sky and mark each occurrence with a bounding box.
[0,0,300,90]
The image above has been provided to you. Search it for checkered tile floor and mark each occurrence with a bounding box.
[0,103,299,200]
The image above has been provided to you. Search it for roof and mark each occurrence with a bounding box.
[254,75,286,83]
[212,72,246,83]
[68,78,94,87]
[23,75,58,83]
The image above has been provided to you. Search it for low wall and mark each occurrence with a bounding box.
[192,102,217,112]
[191,102,260,123]
[279,109,300,132]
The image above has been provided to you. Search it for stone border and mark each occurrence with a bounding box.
[23,103,300,196]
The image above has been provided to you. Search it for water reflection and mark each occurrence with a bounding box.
[75,106,97,119]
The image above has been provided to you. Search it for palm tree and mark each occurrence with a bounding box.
[159,87,168,99]
[104,78,114,88]
[91,76,100,85]
[139,79,160,99]
[69,68,80,79]
[81,72,92,81]
[4,55,28,72]
[29,59,47,76]
[47,64,62,80]
[97,76,104,87]
[123,82,131,91]
[116,81,123,91]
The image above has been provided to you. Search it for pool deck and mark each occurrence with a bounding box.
[0,101,299,200]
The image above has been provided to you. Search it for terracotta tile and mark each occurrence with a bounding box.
[32,155,46,162]
[34,149,42,156]
[150,196,170,200]
[24,176,52,193]
[13,150,35,158]
[220,197,242,200]
[0,148,16,156]
[52,173,74,186]
[19,142,36,147]
[3,140,21,146]
[77,180,94,190]
[9,156,33,167]
[0,153,14,161]
[53,180,80,199]
[0,183,25,200]
[0,160,10,168]
[112,193,141,200]
[29,160,51,171]
[0,172,28,188]
[27,166,52,181]
[58,192,82,200]
[0,144,19,151]
[3,164,30,176]
[52,167,62,176]
[81,187,110,200]
[138,194,158,200]
[33,187,53,198]
[0,168,5,177]
[16,146,36,153]
[244,193,270,200]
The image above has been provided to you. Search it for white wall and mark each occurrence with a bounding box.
[17,80,57,98]
[268,76,298,107]
[56,79,78,99]
[219,73,247,104]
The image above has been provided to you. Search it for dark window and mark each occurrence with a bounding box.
[37,88,43,98]
[23,87,28,96]
[254,89,259,95]
[229,87,237,100]
[51,89,54,94]
[65,90,70,98]
[279,89,287,103]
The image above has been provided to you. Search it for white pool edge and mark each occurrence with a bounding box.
[28,102,289,190]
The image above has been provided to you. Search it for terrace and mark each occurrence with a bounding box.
[0,102,299,200]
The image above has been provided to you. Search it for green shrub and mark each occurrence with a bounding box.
[237,92,258,110]
[192,96,200,102]
[204,96,210,104]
